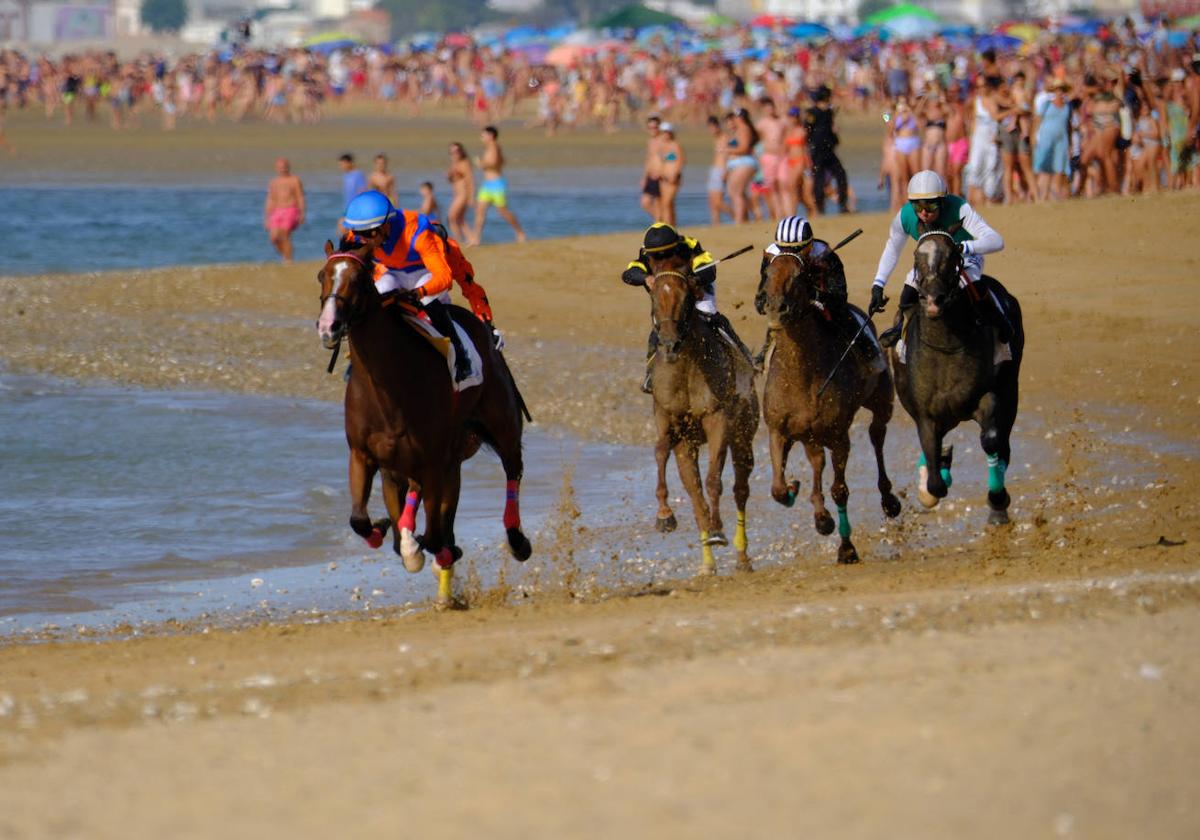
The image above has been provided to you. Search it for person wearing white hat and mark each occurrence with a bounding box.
[868,170,1010,351]
[754,215,879,370]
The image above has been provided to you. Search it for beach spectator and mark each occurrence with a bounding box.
[1033,80,1072,201]
[755,97,786,218]
[725,108,759,223]
[640,114,664,222]
[472,125,526,244]
[264,157,305,263]
[419,181,440,220]
[705,115,732,224]
[806,86,849,214]
[446,141,475,244]
[888,97,921,212]
[338,152,367,235]
[658,122,684,227]
[965,76,1004,205]
[368,153,398,205]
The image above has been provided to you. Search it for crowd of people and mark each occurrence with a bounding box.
[3,16,1199,207]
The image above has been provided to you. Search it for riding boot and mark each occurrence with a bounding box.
[981,287,1013,344]
[642,329,658,394]
[878,285,918,348]
[426,301,471,383]
[704,311,755,367]
[753,327,775,373]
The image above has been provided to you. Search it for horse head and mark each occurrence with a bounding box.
[647,251,698,362]
[755,247,825,330]
[317,239,375,349]
[912,228,963,320]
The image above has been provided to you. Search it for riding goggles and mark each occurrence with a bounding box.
[910,199,942,213]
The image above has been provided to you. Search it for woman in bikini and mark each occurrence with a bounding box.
[658,123,684,227]
[780,106,814,217]
[889,97,921,212]
[706,115,732,224]
[944,87,969,196]
[1078,75,1123,195]
[725,108,759,224]
[919,85,949,183]
[446,141,475,244]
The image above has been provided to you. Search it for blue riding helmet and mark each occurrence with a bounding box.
[343,190,396,231]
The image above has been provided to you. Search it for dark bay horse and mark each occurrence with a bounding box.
[316,240,532,606]
[890,230,1024,525]
[647,255,759,574]
[757,243,901,564]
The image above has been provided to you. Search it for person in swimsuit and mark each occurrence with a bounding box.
[754,96,786,219]
[705,114,732,224]
[472,124,526,245]
[780,106,815,217]
[419,181,440,220]
[889,98,921,212]
[640,114,664,222]
[264,157,305,263]
[1079,75,1123,195]
[919,85,948,183]
[367,153,398,205]
[945,87,969,196]
[725,107,759,223]
[658,122,684,227]
[446,141,475,244]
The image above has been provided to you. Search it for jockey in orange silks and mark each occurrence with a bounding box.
[343,190,498,381]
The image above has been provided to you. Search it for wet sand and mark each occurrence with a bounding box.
[1,155,1199,833]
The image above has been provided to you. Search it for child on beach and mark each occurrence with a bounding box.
[419,182,440,221]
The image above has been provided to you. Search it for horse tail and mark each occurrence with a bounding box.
[495,350,532,423]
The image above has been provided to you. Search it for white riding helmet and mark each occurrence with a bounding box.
[774,215,813,247]
[907,170,947,201]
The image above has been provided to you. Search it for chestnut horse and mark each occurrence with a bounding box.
[756,242,902,563]
[646,254,759,574]
[316,239,532,606]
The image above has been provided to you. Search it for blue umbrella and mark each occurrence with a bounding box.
[789,22,831,40]
[975,33,1022,52]
[1167,31,1191,47]
[1059,20,1101,36]
[884,16,939,41]
[939,24,975,38]
[503,25,542,45]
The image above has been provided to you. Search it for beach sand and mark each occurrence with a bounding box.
[1,120,1199,836]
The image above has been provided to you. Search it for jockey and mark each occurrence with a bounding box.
[869,170,1011,350]
[621,222,754,393]
[343,190,492,382]
[755,215,880,370]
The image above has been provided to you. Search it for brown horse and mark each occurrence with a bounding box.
[316,239,531,606]
[646,254,759,574]
[756,242,902,564]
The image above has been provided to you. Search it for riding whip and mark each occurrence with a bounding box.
[811,227,873,397]
[693,244,754,273]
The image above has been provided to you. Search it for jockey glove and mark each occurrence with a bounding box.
[869,284,887,315]
[622,266,649,287]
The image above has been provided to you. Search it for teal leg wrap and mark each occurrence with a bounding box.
[987,455,1007,493]
[940,467,953,489]
[917,452,926,468]
[837,506,851,540]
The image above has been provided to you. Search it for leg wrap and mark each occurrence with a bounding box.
[399,491,419,532]
[503,479,521,530]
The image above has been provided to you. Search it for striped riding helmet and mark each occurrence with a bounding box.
[774,215,813,248]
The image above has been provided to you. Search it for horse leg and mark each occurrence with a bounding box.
[768,429,800,507]
[916,418,950,508]
[830,434,859,564]
[437,461,464,567]
[382,474,424,572]
[654,413,677,532]
[348,450,387,548]
[673,439,716,575]
[801,440,834,536]
[975,391,1011,526]
[731,429,754,572]
[700,412,729,547]
[866,383,902,519]
[490,424,533,562]
[419,466,455,609]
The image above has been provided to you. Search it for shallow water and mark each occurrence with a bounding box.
[0,163,890,275]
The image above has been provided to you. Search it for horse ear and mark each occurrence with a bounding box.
[324,240,335,257]
[946,222,964,236]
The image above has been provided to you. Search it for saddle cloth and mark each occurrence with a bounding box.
[400,310,484,392]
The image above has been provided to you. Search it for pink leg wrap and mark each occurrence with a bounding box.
[503,480,521,530]
[399,491,419,532]
[435,547,455,570]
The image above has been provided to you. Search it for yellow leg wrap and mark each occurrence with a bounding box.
[733,512,747,553]
[437,566,453,604]
[699,530,716,573]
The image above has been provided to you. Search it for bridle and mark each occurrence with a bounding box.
[914,229,964,308]
[756,249,828,320]
[650,269,696,340]
[320,250,371,322]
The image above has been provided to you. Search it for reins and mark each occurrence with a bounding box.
[321,251,372,374]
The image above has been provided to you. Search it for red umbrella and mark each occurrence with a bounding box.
[749,14,794,28]
[443,32,471,48]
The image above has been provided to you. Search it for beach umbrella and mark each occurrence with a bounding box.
[702,12,735,29]
[975,33,1023,52]
[884,16,940,41]
[443,32,471,48]
[789,22,831,41]
[1177,14,1200,29]
[1058,19,1101,36]
[503,25,543,46]
[511,42,550,63]
[545,44,594,66]
[302,31,363,48]
[1001,23,1041,43]
[938,24,975,38]
[864,4,939,26]
[592,4,683,30]
[749,14,794,29]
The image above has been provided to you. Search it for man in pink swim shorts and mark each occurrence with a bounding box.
[264,157,306,263]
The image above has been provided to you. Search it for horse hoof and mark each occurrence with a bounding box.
[837,543,860,564]
[988,489,1011,511]
[399,528,425,572]
[736,555,754,574]
[815,512,835,536]
[916,465,939,509]
[987,509,1011,527]
[506,527,532,562]
[882,494,902,519]
[656,514,678,533]
[365,528,384,549]
[704,531,728,547]
[696,563,716,578]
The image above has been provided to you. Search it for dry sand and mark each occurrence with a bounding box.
[1,152,1199,835]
